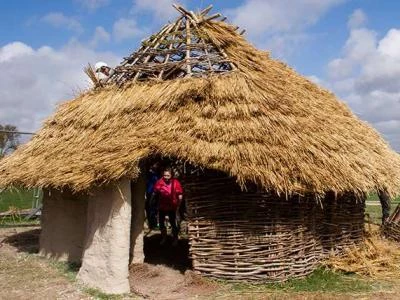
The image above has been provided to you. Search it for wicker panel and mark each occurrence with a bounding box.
[383,204,400,242]
[383,222,400,242]
[184,173,365,281]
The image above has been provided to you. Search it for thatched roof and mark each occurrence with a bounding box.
[1,6,400,195]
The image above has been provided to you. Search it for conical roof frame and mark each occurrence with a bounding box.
[107,5,238,84]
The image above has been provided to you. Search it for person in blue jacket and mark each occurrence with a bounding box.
[145,162,161,229]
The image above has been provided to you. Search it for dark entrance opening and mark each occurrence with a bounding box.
[138,155,194,273]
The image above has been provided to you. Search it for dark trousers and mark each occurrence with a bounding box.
[145,192,158,229]
[159,210,178,237]
[378,190,391,224]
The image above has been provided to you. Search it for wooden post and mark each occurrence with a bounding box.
[186,18,192,76]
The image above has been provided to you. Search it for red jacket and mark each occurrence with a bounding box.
[153,178,183,211]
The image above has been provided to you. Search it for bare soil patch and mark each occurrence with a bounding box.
[0,226,90,300]
[129,263,219,299]
[130,233,220,299]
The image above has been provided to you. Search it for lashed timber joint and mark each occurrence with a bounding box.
[105,4,240,85]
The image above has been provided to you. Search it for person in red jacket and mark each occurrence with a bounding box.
[153,168,183,246]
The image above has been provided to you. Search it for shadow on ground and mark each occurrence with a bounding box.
[144,233,192,273]
[2,228,192,273]
[2,228,40,254]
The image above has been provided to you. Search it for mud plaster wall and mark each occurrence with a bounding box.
[39,189,88,263]
[77,178,132,294]
[130,174,146,264]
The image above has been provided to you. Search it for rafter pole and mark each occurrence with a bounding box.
[198,13,221,24]
[185,17,192,76]
[189,10,199,23]
[200,5,213,16]
[133,22,177,81]
[158,19,183,79]
[187,19,212,71]
[123,24,170,67]
[105,23,173,83]
[173,4,191,16]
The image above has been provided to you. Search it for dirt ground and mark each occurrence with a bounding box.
[0,226,91,300]
[1,226,400,300]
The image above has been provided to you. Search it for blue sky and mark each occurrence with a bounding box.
[1,0,400,149]
[2,0,399,75]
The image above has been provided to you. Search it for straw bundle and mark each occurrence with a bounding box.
[83,63,101,87]
[324,225,400,278]
[0,7,399,195]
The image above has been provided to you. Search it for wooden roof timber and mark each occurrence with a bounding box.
[104,4,243,85]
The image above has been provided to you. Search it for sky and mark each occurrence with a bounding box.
[1,0,400,150]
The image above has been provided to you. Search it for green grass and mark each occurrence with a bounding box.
[0,188,41,212]
[366,193,400,203]
[0,188,42,226]
[0,217,40,227]
[365,205,383,224]
[50,261,81,282]
[50,260,129,299]
[84,288,128,300]
[228,268,373,294]
[365,201,398,225]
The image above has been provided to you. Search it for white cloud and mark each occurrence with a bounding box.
[327,28,377,79]
[75,0,110,11]
[326,11,400,150]
[0,42,34,62]
[132,0,183,21]
[347,9,367,29]
[41,12,83,33]
[89,26,111,47]
[0,41,119,132]
[307,75,329,88]
[260,33,311,58]
[226,0,345,36]
[378,29,400,58]
[113,18,144,42]
[224,0,345,57]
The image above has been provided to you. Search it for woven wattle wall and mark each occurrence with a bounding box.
[184,172,365,281]
[383,222,400,242]
[382,205,400,242]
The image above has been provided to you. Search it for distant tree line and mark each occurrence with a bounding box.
[0,124,20,158]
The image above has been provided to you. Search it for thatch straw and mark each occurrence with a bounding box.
[324,225,400,278]
[1,12,400,195]
[83,63,100,87]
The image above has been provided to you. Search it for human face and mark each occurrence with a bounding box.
[163,171,172,182]
[101,66,110,76]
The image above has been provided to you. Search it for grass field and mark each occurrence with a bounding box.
[0,188,41,212]
[365,193,400,224]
